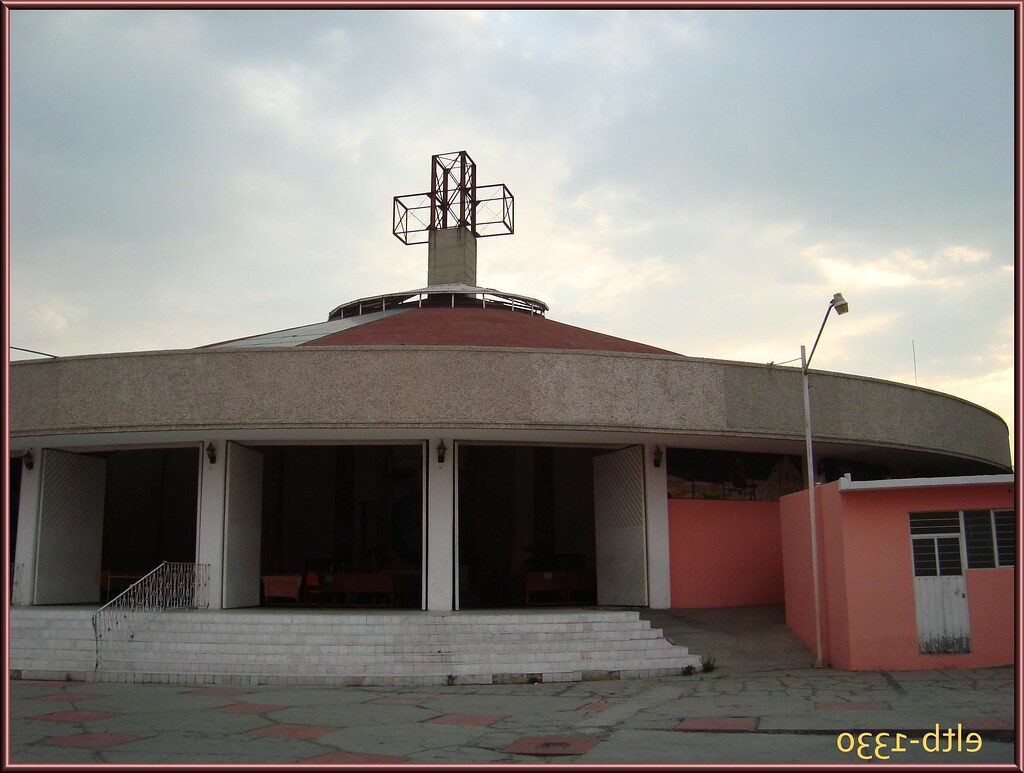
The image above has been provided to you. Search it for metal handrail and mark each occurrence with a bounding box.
[92,561,210,668]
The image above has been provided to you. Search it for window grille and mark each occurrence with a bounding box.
[963,510,996,568]
[909,512,960,535]
[910,509,1015,570]
[994,510,1015,567]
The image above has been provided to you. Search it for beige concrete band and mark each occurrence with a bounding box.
[9,346,1010,469]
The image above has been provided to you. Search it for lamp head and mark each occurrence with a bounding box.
[831,292,849,315]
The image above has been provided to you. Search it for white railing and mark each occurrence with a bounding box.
[93,562,210,667]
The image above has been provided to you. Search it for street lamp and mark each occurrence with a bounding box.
[802,292,849,668]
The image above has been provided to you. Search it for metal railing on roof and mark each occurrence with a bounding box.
[328,286,548,320]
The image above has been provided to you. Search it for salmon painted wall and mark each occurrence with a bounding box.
[668,499,784,608]
[779,488,830,661]
[834,482,1014,670]
[782,480,1014,671]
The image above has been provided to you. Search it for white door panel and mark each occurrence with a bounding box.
[912,536,971,654]
[223,442,263,609]
[35,450,107,604]
[593,445,648,606]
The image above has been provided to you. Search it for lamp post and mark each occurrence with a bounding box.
[801,291,849,668]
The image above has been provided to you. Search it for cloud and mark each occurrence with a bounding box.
[939,245,990,263]
[8,9,1014,458]
[809,246,967,290]
[27,302,70,334]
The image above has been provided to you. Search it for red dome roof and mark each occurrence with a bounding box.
[302,307,675,354]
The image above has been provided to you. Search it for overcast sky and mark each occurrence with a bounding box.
[10,9,1015,456]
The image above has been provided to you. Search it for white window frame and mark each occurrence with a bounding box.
[909,509,1014,571]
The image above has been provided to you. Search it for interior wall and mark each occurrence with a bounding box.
[668,499,784,608]
[281,447,338,572]
[259,445,422,578]
[101,448,199,574]
[458,445,597,608]
[551,448,596,566]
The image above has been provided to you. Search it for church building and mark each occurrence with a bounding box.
[7,151,1013,685]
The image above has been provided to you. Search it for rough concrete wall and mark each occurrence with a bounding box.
[9,347,1011,470]
[427,229,476,286]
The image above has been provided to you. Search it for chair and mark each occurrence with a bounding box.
[523,570,595,606]
[324,571,395,607]
[303,570,325,605]
[261,574,302,605]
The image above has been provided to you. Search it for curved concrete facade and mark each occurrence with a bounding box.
[9,345,1010,470]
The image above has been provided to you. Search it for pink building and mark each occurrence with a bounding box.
[665,471,1014,671]
[780,475,1014,670]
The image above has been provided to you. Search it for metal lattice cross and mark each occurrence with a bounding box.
[393,151,514,245]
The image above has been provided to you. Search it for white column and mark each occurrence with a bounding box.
[12,450,41,605]
[196,440,226,609]
[645,444,672,609]
[426,436,455,611]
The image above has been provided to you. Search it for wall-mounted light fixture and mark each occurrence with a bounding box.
[23,450,34,471]
[653,446,663,469]
[436,440,447,464]
[205,442,217,465]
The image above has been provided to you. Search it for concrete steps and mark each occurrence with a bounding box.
[9,607,703,686]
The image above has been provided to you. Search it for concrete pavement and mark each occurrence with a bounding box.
[8,607,1015,764]
[9,664,1014,764]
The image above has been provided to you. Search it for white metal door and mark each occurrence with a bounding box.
[223,442,263,609]
[35,449,107,604]
[593,445,648,606]
[912,535,971,654]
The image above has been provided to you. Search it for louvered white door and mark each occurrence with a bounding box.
[223,442,263,609]
[593,445,648,606]
[35,449,107,604]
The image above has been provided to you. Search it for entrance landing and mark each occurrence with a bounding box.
[10,607,701,687]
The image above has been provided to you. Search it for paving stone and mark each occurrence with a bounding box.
[578,701,612,713]
[676,716,759,732]
[367,696,425,706]
[46,733,146,750]
[960,716,1014,731]
[815,700,888,708]
[211,702,285,715]
[247,724,341,740]
[504,736,599,755]
[316,722,489,756]
[31,693,102,702]
[425,713,505,727]
[184,688,251,698]
[302,750,407,763]
[32,710,121,724]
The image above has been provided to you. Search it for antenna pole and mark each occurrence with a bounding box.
[912,340,918,386]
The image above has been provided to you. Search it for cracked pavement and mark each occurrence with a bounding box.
[7,607,1015,764]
